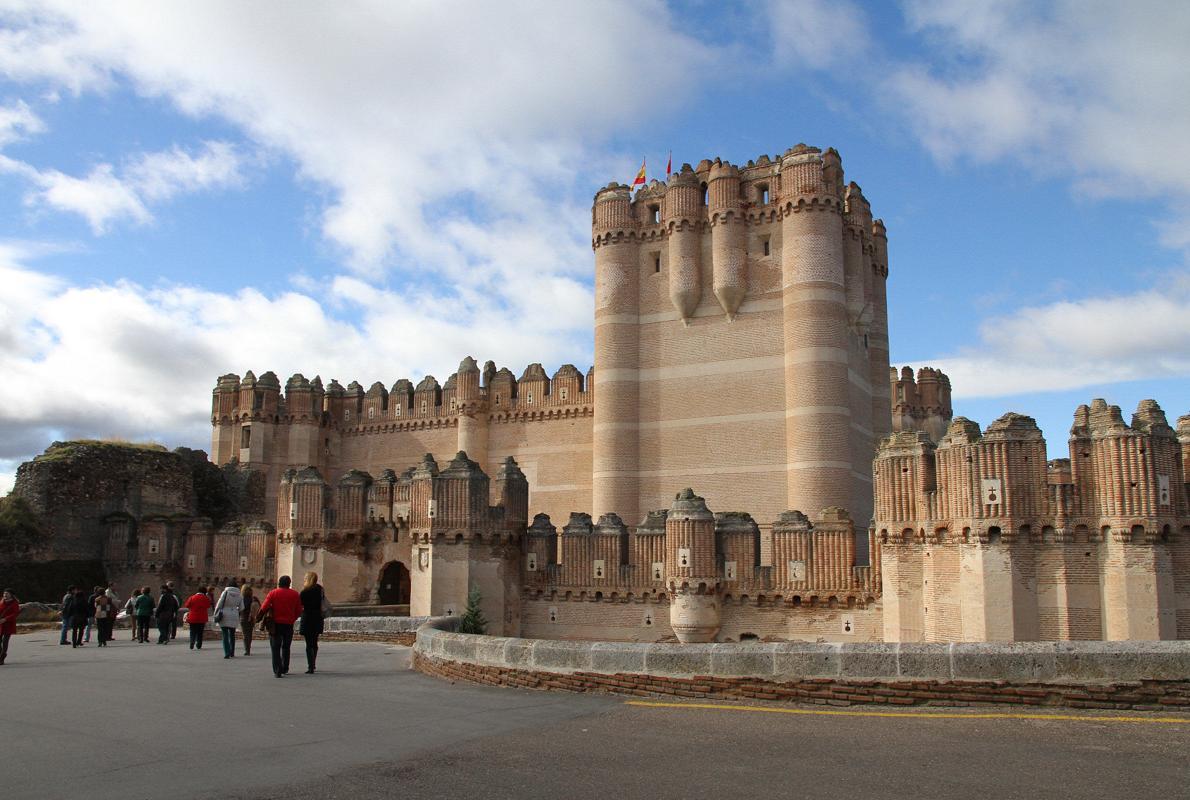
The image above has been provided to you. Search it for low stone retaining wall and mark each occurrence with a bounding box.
[322,616,430,646]
[412,619,1190,711]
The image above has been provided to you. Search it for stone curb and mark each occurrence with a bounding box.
[412,618,1190,684]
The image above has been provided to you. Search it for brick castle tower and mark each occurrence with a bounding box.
[591,145,891,528]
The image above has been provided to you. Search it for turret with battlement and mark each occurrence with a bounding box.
[589,144,893,529]
[890,366,953,442]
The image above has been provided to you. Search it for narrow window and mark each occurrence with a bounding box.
[648,203,660,224]
[395,404,401,417]
[560,387,568,401]
[758,183,770,204]
[760,235,771,257]
[652,252,661,272]
[701,183,709,205]
[240,426,251,448]
[421,400,427,414]
[450,398,456,410]
[344,409,351,421]
[368,406,375,419]
[494,393,501,406]
[527,392,534,405]
[253,391,263,410]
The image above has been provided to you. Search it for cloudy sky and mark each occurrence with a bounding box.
[1,0,1189,493]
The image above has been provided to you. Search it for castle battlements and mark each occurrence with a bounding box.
[874,398,1190,643]
[212,358,594,431]
[875,398,1188,541]
[275,442,881,641]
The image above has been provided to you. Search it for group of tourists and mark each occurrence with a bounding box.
[2,572,331,677]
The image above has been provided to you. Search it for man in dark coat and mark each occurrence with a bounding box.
[155,585,180,645]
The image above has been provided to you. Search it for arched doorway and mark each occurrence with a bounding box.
[378,561,411,605]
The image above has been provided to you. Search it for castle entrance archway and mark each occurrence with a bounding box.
[378,561,411,605]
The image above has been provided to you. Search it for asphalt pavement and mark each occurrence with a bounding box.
[1,631,1188,800]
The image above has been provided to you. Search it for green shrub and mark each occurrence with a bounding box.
[457,585,487,635]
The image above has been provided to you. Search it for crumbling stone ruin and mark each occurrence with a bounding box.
[2,440,274,600]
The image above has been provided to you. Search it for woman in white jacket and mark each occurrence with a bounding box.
[213,584,245,659]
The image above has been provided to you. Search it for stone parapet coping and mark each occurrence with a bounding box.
[413,618,1190,684]
[325,615,432,634]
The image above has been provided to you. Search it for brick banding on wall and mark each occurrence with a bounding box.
[412,618,1190,712]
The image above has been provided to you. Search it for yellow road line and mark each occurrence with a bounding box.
[624,700,1190,725]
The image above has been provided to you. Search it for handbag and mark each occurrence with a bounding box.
[213,610,224,624]
[320,588,333,618]
[258,606,274,634]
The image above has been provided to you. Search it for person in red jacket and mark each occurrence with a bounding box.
[183,587,213,650]
[0,589,19,665]
[259,575,302,678]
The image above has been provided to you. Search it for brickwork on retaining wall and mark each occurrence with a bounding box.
[413,651,1190,711]
[322,631,416,646]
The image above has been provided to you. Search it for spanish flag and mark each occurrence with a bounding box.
[666,151,672,178]
[631,157,646,188]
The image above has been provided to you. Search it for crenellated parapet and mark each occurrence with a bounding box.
[524,490,878,623]
[275,450,529,550]
[875,398,1190,643]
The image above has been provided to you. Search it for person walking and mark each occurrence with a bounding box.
[299,572,330,674]
[0,589,20,665]
[214,583,244,659]
[240,585,261,656]
[133,587,154,643]
[65,587,88,647]
[259,576,302,678]
[124,589,139,640]
[93,590,116,647]
[165,581,179,640]
[59,585,75,646]
[82,585,102,644]
[155,585,180,645]
[182,587,212,650]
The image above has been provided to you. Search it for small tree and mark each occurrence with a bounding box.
[457,584,487,635]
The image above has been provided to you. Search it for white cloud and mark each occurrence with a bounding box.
[17,161,150,233]
[125,140,244,202]
[917,273,1190,398]
[0,3,720,481]
[0,247,594,477]
[888,1,1190,202]
[768,0,869,67]
[0,98,44,146]
[0,1,714,272]
[0,140,245,233]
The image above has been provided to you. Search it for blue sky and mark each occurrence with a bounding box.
[1,0,1188,492]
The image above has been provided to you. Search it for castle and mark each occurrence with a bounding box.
[201,143,1190,643]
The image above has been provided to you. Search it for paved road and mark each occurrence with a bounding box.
[2,632,1188,800]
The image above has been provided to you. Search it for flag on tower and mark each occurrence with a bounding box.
[631,157,646,188]
[666,151,672,178]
